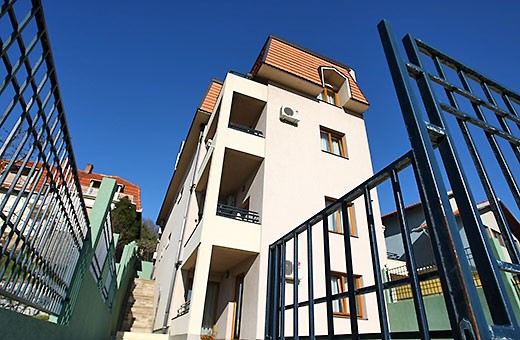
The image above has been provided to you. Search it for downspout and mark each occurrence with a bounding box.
[161,123,205,332]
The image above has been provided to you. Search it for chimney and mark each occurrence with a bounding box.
[85,163,94,174]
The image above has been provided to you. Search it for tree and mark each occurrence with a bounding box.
[112,196,141,261]
[137,218,158,261]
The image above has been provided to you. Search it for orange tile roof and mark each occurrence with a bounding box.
[77,170,142,211]
[252,36,369,105]
[0,160,67,193]
[199,79,223,113]
[0,160,141,212]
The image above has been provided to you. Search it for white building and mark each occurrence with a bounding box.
[152,35,387,340]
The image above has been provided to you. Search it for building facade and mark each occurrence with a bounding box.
[152,36,387,340]
[77,163,142,217]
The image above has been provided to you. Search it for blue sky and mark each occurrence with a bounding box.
[40,1,520,222]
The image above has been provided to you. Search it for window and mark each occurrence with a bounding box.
[320,127,347,157]
[325,198,357,236]
[318,86,339,106]
[331,273,364,318]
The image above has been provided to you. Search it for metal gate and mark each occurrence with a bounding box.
[265,20,520,340]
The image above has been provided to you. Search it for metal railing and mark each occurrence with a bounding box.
[0,0,89,315]
[89,209,116,306]
[266,20,520,340]
[81,185,135,204]
[81,185,99,197]
[176,300,190,317]
[387,259,483,302]
[114,191,135,204]
[216,203,260,224]
[228,122,264,137]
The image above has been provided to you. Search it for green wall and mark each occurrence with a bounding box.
[0,178,139,340]
[0,262,136,340]
[138,260,154,280]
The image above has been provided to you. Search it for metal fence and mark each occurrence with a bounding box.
[265,20,520,340]
[90,209,117,306]
[0,0,89,315]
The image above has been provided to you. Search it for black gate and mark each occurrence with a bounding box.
[265,20,520,340]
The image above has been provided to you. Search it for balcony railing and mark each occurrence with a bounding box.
[82,185,99,197]
[216,203,260,224]
[228,122,264,137]
[114,192,135,204]
[81,186,135,204]
[176,300,190,317]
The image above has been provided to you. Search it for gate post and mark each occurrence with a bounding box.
[378,20,489,340]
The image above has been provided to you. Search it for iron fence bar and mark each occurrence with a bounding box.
[415,39,520,103]
[0,0,17,20]
[1,5,39,59]
[293,231,299,340]
[306,223,315,340]
[406,63,520,126]
[404,33,518,329]
[32,0,90,231]
[452,72,520,264]
[438,103,520,146]
[480,81,520,162]
[274,243,281,340]
[14,185,56,297]
[280,241,286,340]
[285,269,442,310]
[0,98,57,258]
[0,31,44,98]
[502,95,520,130]
[340,200,358,340]
[265,245,275,340]
[390,169,431,340]
[379,20,484,340]
[364,188,389,340]
[433,53,520,267]
[281,330,454,340]
[497,261,520,274]
[0,39,85,248]
[321,212,334,340]
[10,177,51,291]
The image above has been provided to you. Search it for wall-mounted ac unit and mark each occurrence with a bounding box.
[285,260,303,282]
[280,106,300,124]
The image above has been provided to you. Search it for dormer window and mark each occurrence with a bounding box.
[318,84,339,106]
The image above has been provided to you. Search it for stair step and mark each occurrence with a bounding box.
[116,331,167,340]
[118,278,157,334]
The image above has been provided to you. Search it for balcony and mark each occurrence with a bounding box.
[81,186,135,204]
[114,192,135,204]
[176,300,190,318]
[216,203,260,224]
[228,122,263,137]
[82,185,99,197]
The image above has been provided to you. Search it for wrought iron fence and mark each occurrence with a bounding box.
[266,20,520,340]
[0,0,89,315]
[90,209,116,306]
[228,122,264,137]
[216,203,260,224]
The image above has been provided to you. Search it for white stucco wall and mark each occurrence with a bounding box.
[154,73,386,339]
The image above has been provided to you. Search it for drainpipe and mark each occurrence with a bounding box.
[161,123,205,332]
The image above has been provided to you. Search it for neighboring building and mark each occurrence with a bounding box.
[383,192,520,268]
[153,35,387,340]
[78,163,142,218]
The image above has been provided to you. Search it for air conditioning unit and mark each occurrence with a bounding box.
[280,106,300,123]
[285,260,303,282]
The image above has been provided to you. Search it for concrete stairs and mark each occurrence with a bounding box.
[115,332,168,340]
[116,278,168,340]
